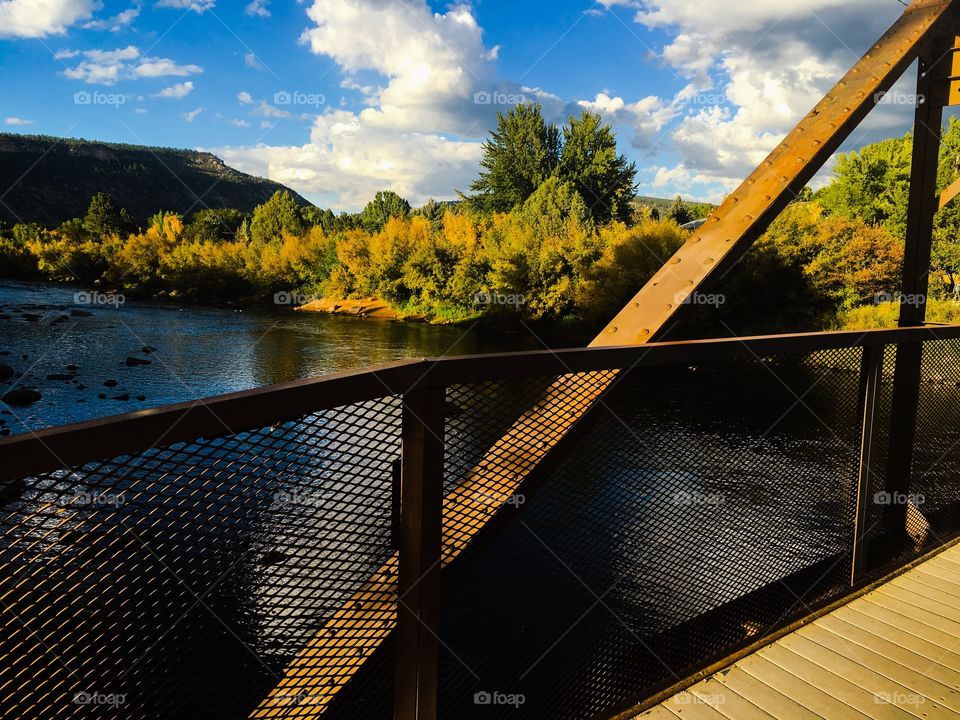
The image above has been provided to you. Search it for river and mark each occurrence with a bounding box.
[3,280,958,720]
[0,280,538,436]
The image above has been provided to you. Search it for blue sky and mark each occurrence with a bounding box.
[0,0,923,211]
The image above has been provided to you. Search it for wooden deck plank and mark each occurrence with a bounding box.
[685,678,778,720]
[815,614,960,689]
[912,566,960,594]
[832,605,960,666]
[736,653,873,719]
[929,554,960,574]
[849,601,960,652]
[796,624,960,708]
[660,691,730,719]
[777,634,955,717]
[637,544,960,719]
[914,561,960,590]
[704,666,824,719]
[757,643,917,720]
[874,585,960,629]
[896,575,960,615]
[636,704,684,719]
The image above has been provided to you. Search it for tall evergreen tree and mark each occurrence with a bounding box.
[469,104,560,212]
[559,111,637,224]
[359,191,411,232]
[250,190,305,244]
[82,192,129,237]
[668,196,694,225]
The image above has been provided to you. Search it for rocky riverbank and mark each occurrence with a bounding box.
[295,297,405,321]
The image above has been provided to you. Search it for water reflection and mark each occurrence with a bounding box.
[0,280,536,435]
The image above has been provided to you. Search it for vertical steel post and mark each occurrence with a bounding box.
[392,457,402,549]
[395,386,445,720]
[884,36,951,537]
[852,344,884,585]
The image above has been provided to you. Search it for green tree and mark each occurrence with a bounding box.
[301,206,342,234]
[250,190,306,244]
[183,208,246,243]
[518,177,594,238]
[933,116,960,297]
[668,196,694,225]
[82,192,131,238]
[415,198,446,229]
[359,191,411,233]
[815,134,911,236]
[469,104,560,212]
[558,111,637,224]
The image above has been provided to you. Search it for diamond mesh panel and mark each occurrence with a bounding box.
[4,335,960,720]
[438,349,864,719]
[0,396,401,720]
[906,339,960,548]
[856,339,960,576]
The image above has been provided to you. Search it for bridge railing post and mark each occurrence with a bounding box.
[395,385,445,720]
[852,344,884,585]
[884,33,951,543]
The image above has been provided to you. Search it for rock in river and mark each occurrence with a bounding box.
[125,357,151,366]
[2,388,41,406]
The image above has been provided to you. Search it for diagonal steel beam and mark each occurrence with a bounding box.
[939,173,960,208]
[592,0,957,347]
[250,1,960,717]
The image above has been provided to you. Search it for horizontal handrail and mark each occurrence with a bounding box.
[3,325,959,483]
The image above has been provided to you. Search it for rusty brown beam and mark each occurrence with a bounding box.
[939,174,960,208]
[593,0,957,347]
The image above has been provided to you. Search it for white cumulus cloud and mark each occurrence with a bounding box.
[214,110,483,211]
[245,0,269,17]
[153,81,195,99]
[299,0,505,135]
[0,0,98,38]
[82,6,140,32]
[606,0,916,197]
[156,0,214,13]
[63,46,203,85]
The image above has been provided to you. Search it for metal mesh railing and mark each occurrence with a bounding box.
[437,349,865,719]
[0,397,401,719]
[1,327,960,720]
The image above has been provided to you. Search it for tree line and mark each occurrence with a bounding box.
[4,104,953,336]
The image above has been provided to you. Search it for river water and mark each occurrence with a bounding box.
[0,280,537,436]
[3,280,959,719]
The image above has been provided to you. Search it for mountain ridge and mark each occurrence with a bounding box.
[0,133,311,227]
